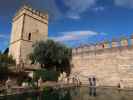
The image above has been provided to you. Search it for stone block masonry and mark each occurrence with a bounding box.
[72,36,133,88]
[9,5,48,64]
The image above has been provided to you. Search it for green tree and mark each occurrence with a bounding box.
[29,40,72,75]
[0,53,15,80]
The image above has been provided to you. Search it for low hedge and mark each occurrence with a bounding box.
[34,69,59,81]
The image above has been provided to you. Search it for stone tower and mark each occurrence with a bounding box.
[9,5,48,64]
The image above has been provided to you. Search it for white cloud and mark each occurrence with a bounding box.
[27,0,105,20]
[66,12,80,19]
[0,34,8,39]
[93,6,105,12]
[64,0,96,13]
[114,0,133,8]
[63,0,97,19]
[51,30,99,42]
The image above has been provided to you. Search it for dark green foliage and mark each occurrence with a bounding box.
[16,72,29,86]
[42,87,59,100]
[29,40,72,75]
[42,87,72,100]
[43,86,53,92]
[34,69,59,81]
[0,54,15,66]
[0,53,15,80]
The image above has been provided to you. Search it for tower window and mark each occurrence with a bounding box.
[28,33,31,40]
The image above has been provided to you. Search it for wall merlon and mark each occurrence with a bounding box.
[130,34,133,45]
[120,37,128,46]
[83,45,90,52]
[13,5,48,22]
[130,34,133,39]
[111,39,119,48]
[88,44,96,51]
[77,47,83,53]
[72,44,94,55]
[95,43,104,50]
[72,48,77,55]
[103,41,110,48]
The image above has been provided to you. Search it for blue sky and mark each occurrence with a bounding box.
[0,0,133,51]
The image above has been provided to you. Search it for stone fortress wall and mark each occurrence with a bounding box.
[72,35,133,88]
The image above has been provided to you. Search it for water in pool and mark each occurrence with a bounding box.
[1,87,133,100]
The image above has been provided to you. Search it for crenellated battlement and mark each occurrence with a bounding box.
[13,5,48,22]
[120,37,128,46]
[72,34,133,55]
[103,41,110,48]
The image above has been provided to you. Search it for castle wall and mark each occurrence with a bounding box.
[72,37,133,88]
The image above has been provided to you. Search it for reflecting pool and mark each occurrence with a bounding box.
[1,87,133,100]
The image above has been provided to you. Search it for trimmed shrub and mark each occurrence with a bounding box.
[34,69,59,81]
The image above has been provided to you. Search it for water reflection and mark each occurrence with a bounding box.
[89,87,96,96]
[1,87,133,100]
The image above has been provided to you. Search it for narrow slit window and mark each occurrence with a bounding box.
[28,33,31,40]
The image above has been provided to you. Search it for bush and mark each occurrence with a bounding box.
[34,69,59,81]
[42,86,59,100]
[0,54,15,66]
[43,86,53,92]
[0,54,15,80]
